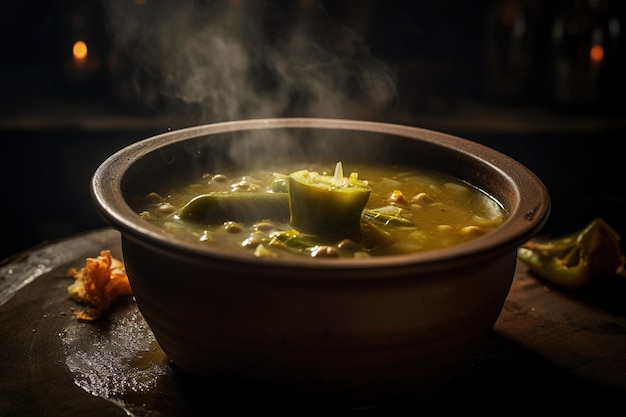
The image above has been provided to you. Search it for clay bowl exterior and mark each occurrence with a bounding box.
[90,118,550,407]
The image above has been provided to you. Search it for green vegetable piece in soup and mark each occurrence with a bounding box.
[362,208,415,228]
[177,192,290,224]
[288,162,371,237]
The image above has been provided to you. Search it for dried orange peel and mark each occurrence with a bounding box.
[67,250,133,321]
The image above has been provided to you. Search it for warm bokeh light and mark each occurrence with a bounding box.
[72,40,88,61]
[590,44,604,63]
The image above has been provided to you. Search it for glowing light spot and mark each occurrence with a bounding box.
[73,40,88,61]
[590,45,604,63]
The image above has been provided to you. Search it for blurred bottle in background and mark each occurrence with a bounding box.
[483,0,543,104]
[483,0,624,113]
[550,0,623,113]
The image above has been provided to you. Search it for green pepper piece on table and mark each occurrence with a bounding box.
[517,217,625,290]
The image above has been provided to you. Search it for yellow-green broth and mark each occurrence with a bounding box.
[134,163,507,259]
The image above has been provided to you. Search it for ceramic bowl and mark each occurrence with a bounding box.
[90,118,550,408]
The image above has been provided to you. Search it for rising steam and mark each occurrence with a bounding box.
[103,0,397,122]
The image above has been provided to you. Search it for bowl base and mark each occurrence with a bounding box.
[169,363,444,412]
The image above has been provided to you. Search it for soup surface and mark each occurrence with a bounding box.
[133,162,507,259]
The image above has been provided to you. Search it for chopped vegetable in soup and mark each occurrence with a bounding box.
[134,162,507,258]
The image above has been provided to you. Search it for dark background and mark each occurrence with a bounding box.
[1,0,625,260]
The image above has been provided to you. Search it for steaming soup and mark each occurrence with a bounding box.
[134,162,507,258]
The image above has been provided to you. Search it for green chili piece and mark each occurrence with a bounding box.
[517,218,625,290]
[288,162,371,237]
[176,191,290,224]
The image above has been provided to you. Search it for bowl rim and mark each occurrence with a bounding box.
[90,117,550,271]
